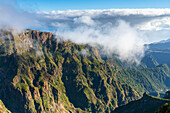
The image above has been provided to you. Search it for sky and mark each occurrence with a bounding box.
[17,0,170,11]
[1,0,170,64]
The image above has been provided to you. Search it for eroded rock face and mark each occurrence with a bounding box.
[0,30,140,113]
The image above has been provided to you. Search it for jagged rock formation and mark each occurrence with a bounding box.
[0,30,140,113]
[113,92,170,113]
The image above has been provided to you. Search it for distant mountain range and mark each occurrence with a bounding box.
[146,38,170,67]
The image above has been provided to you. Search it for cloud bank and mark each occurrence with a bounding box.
[1,2,170,64]
[56,19,145,64]
[74,16,95,26]
[39,9,170,43]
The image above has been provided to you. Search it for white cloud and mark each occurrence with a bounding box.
[51,22,69,28]
[136,17,170,31]
[56,20,145,64]
[39,9,170,18]
[42,9,170,63]
[38,9,170,43]
[74,16,95,26]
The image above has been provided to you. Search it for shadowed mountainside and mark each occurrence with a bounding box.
[113,91,170,113]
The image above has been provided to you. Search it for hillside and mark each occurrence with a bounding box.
[116,63,170,95]
[0,29,170,113]
[106,55,170,96]
[113,91,170,113]
[0,29,140,113]
[147,40,170,67]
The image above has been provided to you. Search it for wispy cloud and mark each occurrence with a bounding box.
[56,19,145,64]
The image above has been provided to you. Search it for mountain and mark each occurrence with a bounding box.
[156,39,170,43]
[141,55,159,68]
[0,29,140,113]
[105,55,170,96]
[0,29,170,113]
[113,91,170,113]
[147,39,170,67]
[116,63,170,95]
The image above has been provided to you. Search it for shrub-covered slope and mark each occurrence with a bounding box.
[107,56,170,96]
[116,64,170,95]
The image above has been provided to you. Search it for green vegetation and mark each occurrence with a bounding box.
[0,29,169,113]
[107,55,170,96]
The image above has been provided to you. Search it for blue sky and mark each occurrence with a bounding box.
[17,0,170,11]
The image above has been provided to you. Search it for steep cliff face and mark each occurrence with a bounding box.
[0,30,139,113]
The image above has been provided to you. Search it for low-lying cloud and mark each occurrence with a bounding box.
[56,19,145,64]
[74,16,96,26]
